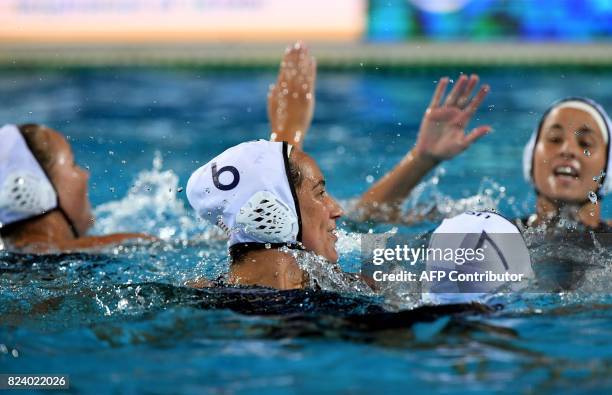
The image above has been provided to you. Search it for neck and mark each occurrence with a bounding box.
[534,195,601,228]
[229,248,306,290]
[2,210,77,252]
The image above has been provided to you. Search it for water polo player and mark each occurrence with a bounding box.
[522,97,612,231]
[0,124,152,253]
[187,140,343,290]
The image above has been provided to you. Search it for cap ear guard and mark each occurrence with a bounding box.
[0,171,56,217]
[0,124,58,228]
[235,190,299,243]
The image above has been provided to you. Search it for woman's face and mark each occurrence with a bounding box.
[533,107,607,204]
[45,129,94,235]
[291,151,344,263]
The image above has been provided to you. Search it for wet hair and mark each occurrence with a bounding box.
[229,155,303,264]
[18,124,54,172]
[287,155,304,190]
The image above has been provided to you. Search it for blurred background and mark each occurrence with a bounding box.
[1,0,612,66]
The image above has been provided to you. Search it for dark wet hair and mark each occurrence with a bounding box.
[287,154,304,190]
[18,124,54,172]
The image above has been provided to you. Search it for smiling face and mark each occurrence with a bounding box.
[290,150,344,263]
[44,129,94,236]
[532,107,607,204]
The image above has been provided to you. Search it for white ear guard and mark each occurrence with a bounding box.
[235,190,298,243]
[0,124,58,228]
[186,140,301,247]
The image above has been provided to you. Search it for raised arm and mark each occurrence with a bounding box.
[357,74,491,222]
[268,42,316,150]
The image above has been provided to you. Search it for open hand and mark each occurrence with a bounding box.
[268,41,316,150]
[414,75,491,162]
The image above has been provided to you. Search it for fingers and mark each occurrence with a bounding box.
[456,74,479,108]
[464,125,492,146]
[277,42,316,100]
[444,74,468,106]
[461,84,490,121]
[429,77,449,108]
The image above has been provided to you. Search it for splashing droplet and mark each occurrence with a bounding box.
[584,149,591,157]
[117,298,129,310]
[265,243,272,249]
[177,187,183,193]
[593,170,606,186]
[588,191,598,204]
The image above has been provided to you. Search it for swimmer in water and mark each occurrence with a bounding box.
[521,97,612,231]
[0,124,153,253]
[184,44,489,290]
[269,42,491,224]
[184,140,534,294]
[186,140,344,290]
[185,43,341,290]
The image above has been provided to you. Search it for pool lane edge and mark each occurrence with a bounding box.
[1,42,612,69]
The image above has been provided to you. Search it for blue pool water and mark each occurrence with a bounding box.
[1,67,612,394]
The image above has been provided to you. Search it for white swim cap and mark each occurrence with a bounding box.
[523,97,612,195]
[422,211,533,304]
[186,140,301,247]
[0,124,58,228]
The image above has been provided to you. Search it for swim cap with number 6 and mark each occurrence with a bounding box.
[186,140,301,247]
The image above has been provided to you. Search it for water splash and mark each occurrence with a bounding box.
[286,247,375,297]
[593,170,606,184]
[93,151,222,241]
[401,169,512,223]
